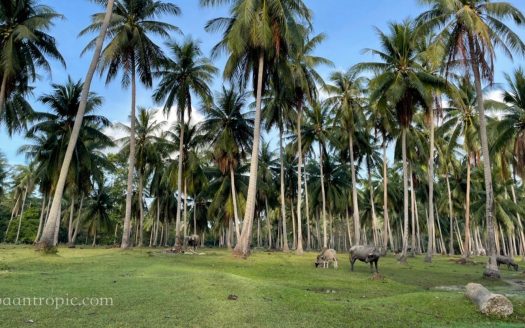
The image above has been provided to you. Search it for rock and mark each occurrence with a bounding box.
[465,283,513,317]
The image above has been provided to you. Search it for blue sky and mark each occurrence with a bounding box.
[2,0,525,165]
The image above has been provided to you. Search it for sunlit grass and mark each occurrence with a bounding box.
[0,246,523,327]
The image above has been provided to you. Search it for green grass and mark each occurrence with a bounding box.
[0,246,524,327]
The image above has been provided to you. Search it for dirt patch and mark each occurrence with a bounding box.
[432,285,465,292]
[306,288,338,294]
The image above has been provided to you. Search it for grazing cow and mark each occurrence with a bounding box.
[186,235,200,251]
[496,256,519,271]
[315,249,338,269]
[349,245,382,273]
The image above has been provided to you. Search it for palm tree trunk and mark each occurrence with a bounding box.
[37,0,115,251]
[446,173,455,255]
[349,133,360,245]
[230,166,241,241]
[319,142,328,249]
[296,104,304,255]
[67,195,75,244]
[15,187,28,244]
[465,153,471,258]
[233,53,265,257]
[193,198,197,235]
[304,168,311,251]
[410,166,416,256]
[468,36,499,278]
[265,198,272,249]
[5,195,21,242]
[71,195,84,245]
[138,171,145,247]
[425,107,435,262]
[122,60,137,249]
[174,114,186,247]
[154,199,160,246]
[510,183,525,259]
[92,228,97,247]
[400,128,409,263]
[367,159,378,246]
[291,199,296,249]
[279,125,289,252]
[382,138,391,251]
[35,195,48,243]
[0,73,8,115]
[183,178,188,242]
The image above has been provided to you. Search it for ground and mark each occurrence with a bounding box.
[0,246,524,327]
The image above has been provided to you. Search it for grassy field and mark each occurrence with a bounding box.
[0,246,524,327]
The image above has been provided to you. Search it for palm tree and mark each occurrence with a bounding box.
[84,180,114,247]
[117,108,166,246]
[153,38,216,247]
[80,0,180,249]
[287,31,331,254]
[354,21,446,262]
[325,70,366,245]
[490,68,525,258]
[418,0,525,278]
[0,0,65,114]
[302,103,333,248]
[200,87,254,241]
[37,0,115,251]
[441,78,480,258]
[202,0,312,257]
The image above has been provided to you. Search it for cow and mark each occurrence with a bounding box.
[185,235,200,251]
[496,256,519,271]
[315,248,338,269]
[349,245,382,273]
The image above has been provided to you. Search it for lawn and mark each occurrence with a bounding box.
[0,246,524,327]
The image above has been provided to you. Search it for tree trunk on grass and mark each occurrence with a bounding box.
[278,125,289,252]
[233,53,264,257]
[399,128,409,263]
[15,187,28,244]
[36,0,115,251]
[465,283,513,316]
[349,133,360,245]
[425,106,435,262]
[296,104,304,255]
[468,36,499,278]
[319,142,328,249]
[230,166,241,241]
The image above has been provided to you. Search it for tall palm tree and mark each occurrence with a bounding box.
[0,0,65,114]
[287,31,331,254]
[354,21,446,262]
[80,0,180,249]
[325,70,366,245]
[37,0,115,251]
[418,0,525,278]
[153,38,216,247]
[202,0,312,257]
[302,103,332,248]
[117,108,166,246]
[200,87,254,240]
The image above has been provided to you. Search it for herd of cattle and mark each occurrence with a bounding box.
[313,246,520,273]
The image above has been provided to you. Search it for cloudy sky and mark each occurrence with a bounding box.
[2,0,525,164]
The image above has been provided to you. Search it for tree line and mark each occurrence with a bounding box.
[1,0,525,279]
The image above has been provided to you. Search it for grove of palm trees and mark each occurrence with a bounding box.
[1,0,525,327]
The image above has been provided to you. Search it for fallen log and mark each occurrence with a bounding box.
[465,283,513,317]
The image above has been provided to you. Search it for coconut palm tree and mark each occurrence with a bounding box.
[117,108,166,246]
[325,70,367,245]
[287,31,331,254]
[0,0,65,114]
[80,0,180,249]
[353,20,446,262]
[417,0,525,278]
[202,0,312,257]
[200,87,254,240]
[153,38,216,246]
[302,103,333,248]
[441,78,480,258]
[37,0,115,251]
[84,180,114,247]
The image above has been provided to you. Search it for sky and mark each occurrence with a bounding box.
[2,0,525,165]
